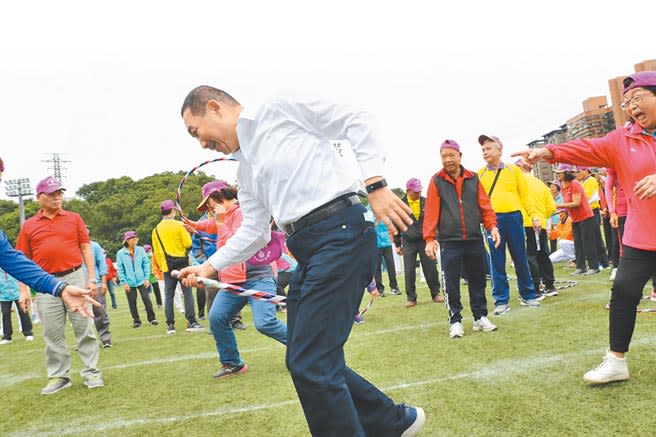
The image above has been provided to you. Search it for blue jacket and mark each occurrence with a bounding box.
[92,241,108,283]
[0,267,20,301]
[366,205,392,248]
[190,213,217,264]
[0,230,60,296]
[116,246,151,287]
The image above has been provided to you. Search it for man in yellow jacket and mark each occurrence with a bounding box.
[516,159,558,298]
[151,199,202,335]
[478,135,540,315]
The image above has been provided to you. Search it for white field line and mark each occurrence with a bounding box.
[19,335,656,436]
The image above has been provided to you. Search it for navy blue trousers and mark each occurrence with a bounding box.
[286,204,406,436]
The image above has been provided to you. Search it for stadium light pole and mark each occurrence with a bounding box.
[4,178,33,226]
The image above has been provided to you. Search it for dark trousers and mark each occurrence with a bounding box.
[1,300,33,340]
[441,240,488,323]
[151,281,163,306]
[196,287,206,318]
[286,204,406,436]
[277,271,293,296]
[609,246,656,352]
[602,214,613,262]
[610,216,626,268]
[402,239,440,301]
[107,280,118,308]
[163,272,196,327]
[572,217,599,270]
[126,285,156,324]
[549,238,558,254]
[374,246,398,292]
[92,289,111,343]
[592,208,609,268]
[525,227,555,290]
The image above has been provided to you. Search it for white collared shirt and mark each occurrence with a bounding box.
[208,97,385,272]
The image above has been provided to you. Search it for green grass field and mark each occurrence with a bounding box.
[2,264,656,436]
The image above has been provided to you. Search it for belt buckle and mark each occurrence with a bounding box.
[285,222,295,237]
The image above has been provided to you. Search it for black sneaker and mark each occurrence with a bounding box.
[543,287,559,297]
[166,324,176,335]
[133,322,142,328]
[231,320,247,330]
[185,322,204,332]
[213,363,248,379]
[399,404,425,436]
[390,287,402,295]
[102,341,113,348]
[150,320,159,326]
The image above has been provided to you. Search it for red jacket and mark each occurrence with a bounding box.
[105,257,118,280]
[547,123,656,251]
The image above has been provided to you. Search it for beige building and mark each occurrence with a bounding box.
[608,59,656,127]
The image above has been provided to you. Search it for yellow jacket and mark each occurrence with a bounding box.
[521,172,556,228]
[478,162,537,219]
[582,176,600,210]
[151,219,192,273]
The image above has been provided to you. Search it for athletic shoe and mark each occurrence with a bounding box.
[166,324,176,335]
[583,351,629,384]
[84,375,105,389]
[231,320,247,330]
[472,316,497,332]
[185,322,204,332]
[584,268,600,275]
[542,288,559,297]
[449,322,464,338]
[199,316,206,321]
[650,290,656,302]
[0,338,12,345]
[102,341,112,348]
[213,362,248,379]
[405,301,417,308]
[25,335,35,341]
[150,320,159,326]
[609,268,617,282]
[400,404,426,437]
[492,304,510,315]
[41,377,72,395]
[433,295,445,303]
[379,291,386,298]
[353,314,365,324]
[133,322,142,328]
[571,269,586,275]
[535,294,546,302]
[519,298,540,308]
[390,287,402,295]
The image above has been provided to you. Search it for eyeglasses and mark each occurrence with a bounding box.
[621,92,652,110]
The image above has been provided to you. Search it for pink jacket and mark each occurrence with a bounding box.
[604,168,627,217]
[546,123,656,251]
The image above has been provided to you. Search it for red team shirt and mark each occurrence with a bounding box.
[561,180,593,223]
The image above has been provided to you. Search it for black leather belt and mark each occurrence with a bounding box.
[52,265,82,277]
[283,193,361,237]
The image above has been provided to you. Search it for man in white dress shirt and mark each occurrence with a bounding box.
[177,86,425,436]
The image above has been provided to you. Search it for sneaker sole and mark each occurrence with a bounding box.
[185,328,205,332]
[41,380,72,395]
[167,331,176,335]
[84,381,105,389]
[401,406,426,437]
[472,326,497,332]
[583,374,629,384]
[492,308,510,315]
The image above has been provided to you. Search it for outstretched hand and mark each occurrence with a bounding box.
[62,286,102,318]
[510,148,554,164]
[175,262,218,288]
[368,187,413,235]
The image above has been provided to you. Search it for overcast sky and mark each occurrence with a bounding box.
[1,1,654,202]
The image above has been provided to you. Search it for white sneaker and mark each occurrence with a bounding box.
[519,298,540,308]
[609,268,617,282]
[583,351,629,384]
[0,339,11,345]
[25,336,34,341]
[493,304,510,315]
[473,316,497,332]
[449,322,464,338]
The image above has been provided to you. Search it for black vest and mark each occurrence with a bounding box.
[433,173,483,242]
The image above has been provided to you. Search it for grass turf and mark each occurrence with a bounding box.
[1,264,655,436]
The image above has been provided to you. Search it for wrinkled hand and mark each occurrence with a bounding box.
[532,218,542,232]
[490,227,501,248]
[610,212,619,228]
[370,289,380,298]
[395,246,403,256]
[213,203,227,218]
[367,187,413,235]
[176,262,218,288]
[634,174,656,200]
[123,284,130,292]
[62,286,101,318]
[425,240,439,260]
[19,289,32,313]
[510,148,554,165]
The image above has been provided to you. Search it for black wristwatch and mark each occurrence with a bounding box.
[365,178,387,194]
[55,281,70,298]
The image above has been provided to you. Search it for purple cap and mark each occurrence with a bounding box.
[197,180,230,212]
[553,163,574,173]
[36,176,66,195]
[478,134,504,150]
[143,244,152,253]
[440,139,461,153]
[123,230,138,242]
[623,71,656,94]
[406,178,422,192]
[160,199,175,212]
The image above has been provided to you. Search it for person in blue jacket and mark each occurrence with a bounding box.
[116,231,158,327]
[0,267,34,344]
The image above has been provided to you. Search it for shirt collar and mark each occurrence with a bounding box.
[35,208,66,219]
[486,162,505,171]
